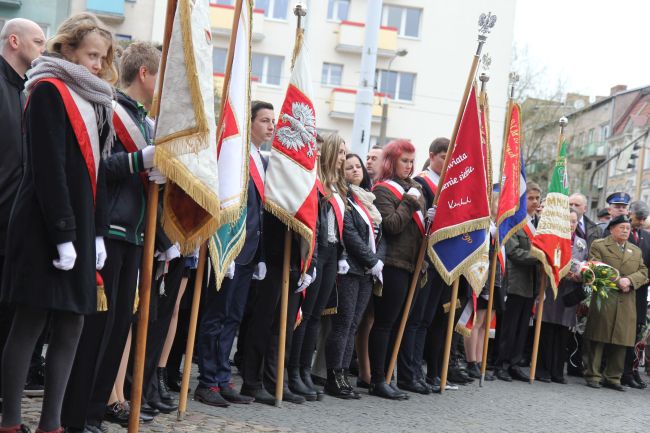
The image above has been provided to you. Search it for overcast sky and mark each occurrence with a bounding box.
[513,0,649,99]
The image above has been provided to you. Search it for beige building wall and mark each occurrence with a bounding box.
[212,0,516,170]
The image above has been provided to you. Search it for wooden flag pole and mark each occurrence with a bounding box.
[528,272,547,383]
[128,185,159,433]
[479,73,518,386]
[177,243,207,419]
[385,222,430,384]
[528,116,568,384]
[479,248,498,386]
[275,229,292,407]
[438,12,496,394]
[128,1,176,431]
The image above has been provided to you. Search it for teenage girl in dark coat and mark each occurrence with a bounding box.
[0,13,115,433]
[370,139,428,399]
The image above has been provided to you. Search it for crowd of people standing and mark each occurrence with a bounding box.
[0,12,649,433]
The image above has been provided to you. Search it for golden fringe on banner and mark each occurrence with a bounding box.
[455,322,472,337]
[427,217,492,246]
[153,0,209,155]
[429,239,491,288]
[207,222,246,291]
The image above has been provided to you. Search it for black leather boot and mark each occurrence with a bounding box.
[157,367,174,405]
[300,367,324,400]
[288,367,317,401]
[342,368,360,399]
[324,369,353,399]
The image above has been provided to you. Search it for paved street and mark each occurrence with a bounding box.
[19,366,650,433]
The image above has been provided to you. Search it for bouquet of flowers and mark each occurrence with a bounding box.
[579,261,620,310]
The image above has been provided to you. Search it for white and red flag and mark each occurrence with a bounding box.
[264,31,318,273]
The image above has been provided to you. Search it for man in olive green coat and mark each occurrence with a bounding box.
[583,215,649,391]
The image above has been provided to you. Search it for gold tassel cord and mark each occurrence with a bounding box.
[97,285,108,312]
[133,288,140,314]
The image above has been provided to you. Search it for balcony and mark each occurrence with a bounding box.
[335,21,398,57]
[86,0,125,23]
[209,4,265,42]
[573,141,606,160]
[328,88,383,122]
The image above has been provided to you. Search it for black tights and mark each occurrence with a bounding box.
[1,306,83,431]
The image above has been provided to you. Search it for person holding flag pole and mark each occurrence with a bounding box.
[128,0,223,428]
[239,3,319,407]
[429,12,496,394]
[528,117,574,383]
[479,72,523,386]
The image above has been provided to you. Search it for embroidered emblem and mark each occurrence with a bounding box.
[276,102,317,157]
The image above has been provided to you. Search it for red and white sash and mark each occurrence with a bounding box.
[35,78,100,203]
[113,102,150,187]
[373,179,425,235]
[523,218,537,239]
[328,188,345,239]
[418,169,439,197]
[349,194,376,253]
[249,145,266,202]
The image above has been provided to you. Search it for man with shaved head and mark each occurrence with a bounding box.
[0,18,46,408]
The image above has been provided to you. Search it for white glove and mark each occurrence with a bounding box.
[165,243,181,261]
[369,259,384,278]
[406,187,421,199]
[148,168,166,184]
[225,261,236,280]
[296,273,313,292]
[95,236,107,270]
[252,262,267,280]
[142,145,155,170]
[337,259,350,275]
[426,206,436,220]
[53,242,77,271]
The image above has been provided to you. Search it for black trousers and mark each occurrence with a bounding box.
[398,268,441,383]
[325,273,373,370]
[425,284,451,380]
[86,241,141,425]
[62,240,140,429]
[496,294,534,369]
[241,263,300,390]
[289,244,337,369]
[141,257,185,404]
[623,323,645,376]
[369,266,410,383]
[538,322,569,379]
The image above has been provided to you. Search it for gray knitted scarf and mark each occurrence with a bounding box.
[26,55,115,157]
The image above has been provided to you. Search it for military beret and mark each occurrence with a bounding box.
[607,214,631,229]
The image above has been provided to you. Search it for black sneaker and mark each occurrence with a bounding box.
[105,401,129,427]
[219,383,254,404]
[194,385,230,408]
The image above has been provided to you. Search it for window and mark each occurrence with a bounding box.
[327,0,350,21]
[587,128,594,143]
[376,69,415,101]
[382,5,421,38]
[255,0,289,20]
[210,0,234,4]
[213,47,227,74]
[600,124,609,141]
[321,63,343,86]
[252,53,283,85]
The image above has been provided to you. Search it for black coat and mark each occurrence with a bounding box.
[0,56,26,255]
[235,154,266,266]
[263,211,317,277]
[342,192,385,276]
[581,215,602,249]
[629,227,650,325]
[104,91,150,246]
[1,81,109,314]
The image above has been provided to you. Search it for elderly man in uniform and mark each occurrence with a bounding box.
[620,201,650,389]
[583,215,648,391]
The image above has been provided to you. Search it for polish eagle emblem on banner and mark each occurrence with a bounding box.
[276,101,317,158]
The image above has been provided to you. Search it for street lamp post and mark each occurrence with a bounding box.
[378,48,408,147]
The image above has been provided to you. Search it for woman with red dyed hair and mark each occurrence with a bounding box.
[369,139,427,399]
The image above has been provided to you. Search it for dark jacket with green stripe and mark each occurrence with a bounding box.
[104,91,172,252]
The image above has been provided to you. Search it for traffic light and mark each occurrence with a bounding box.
[627,142,642,169]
